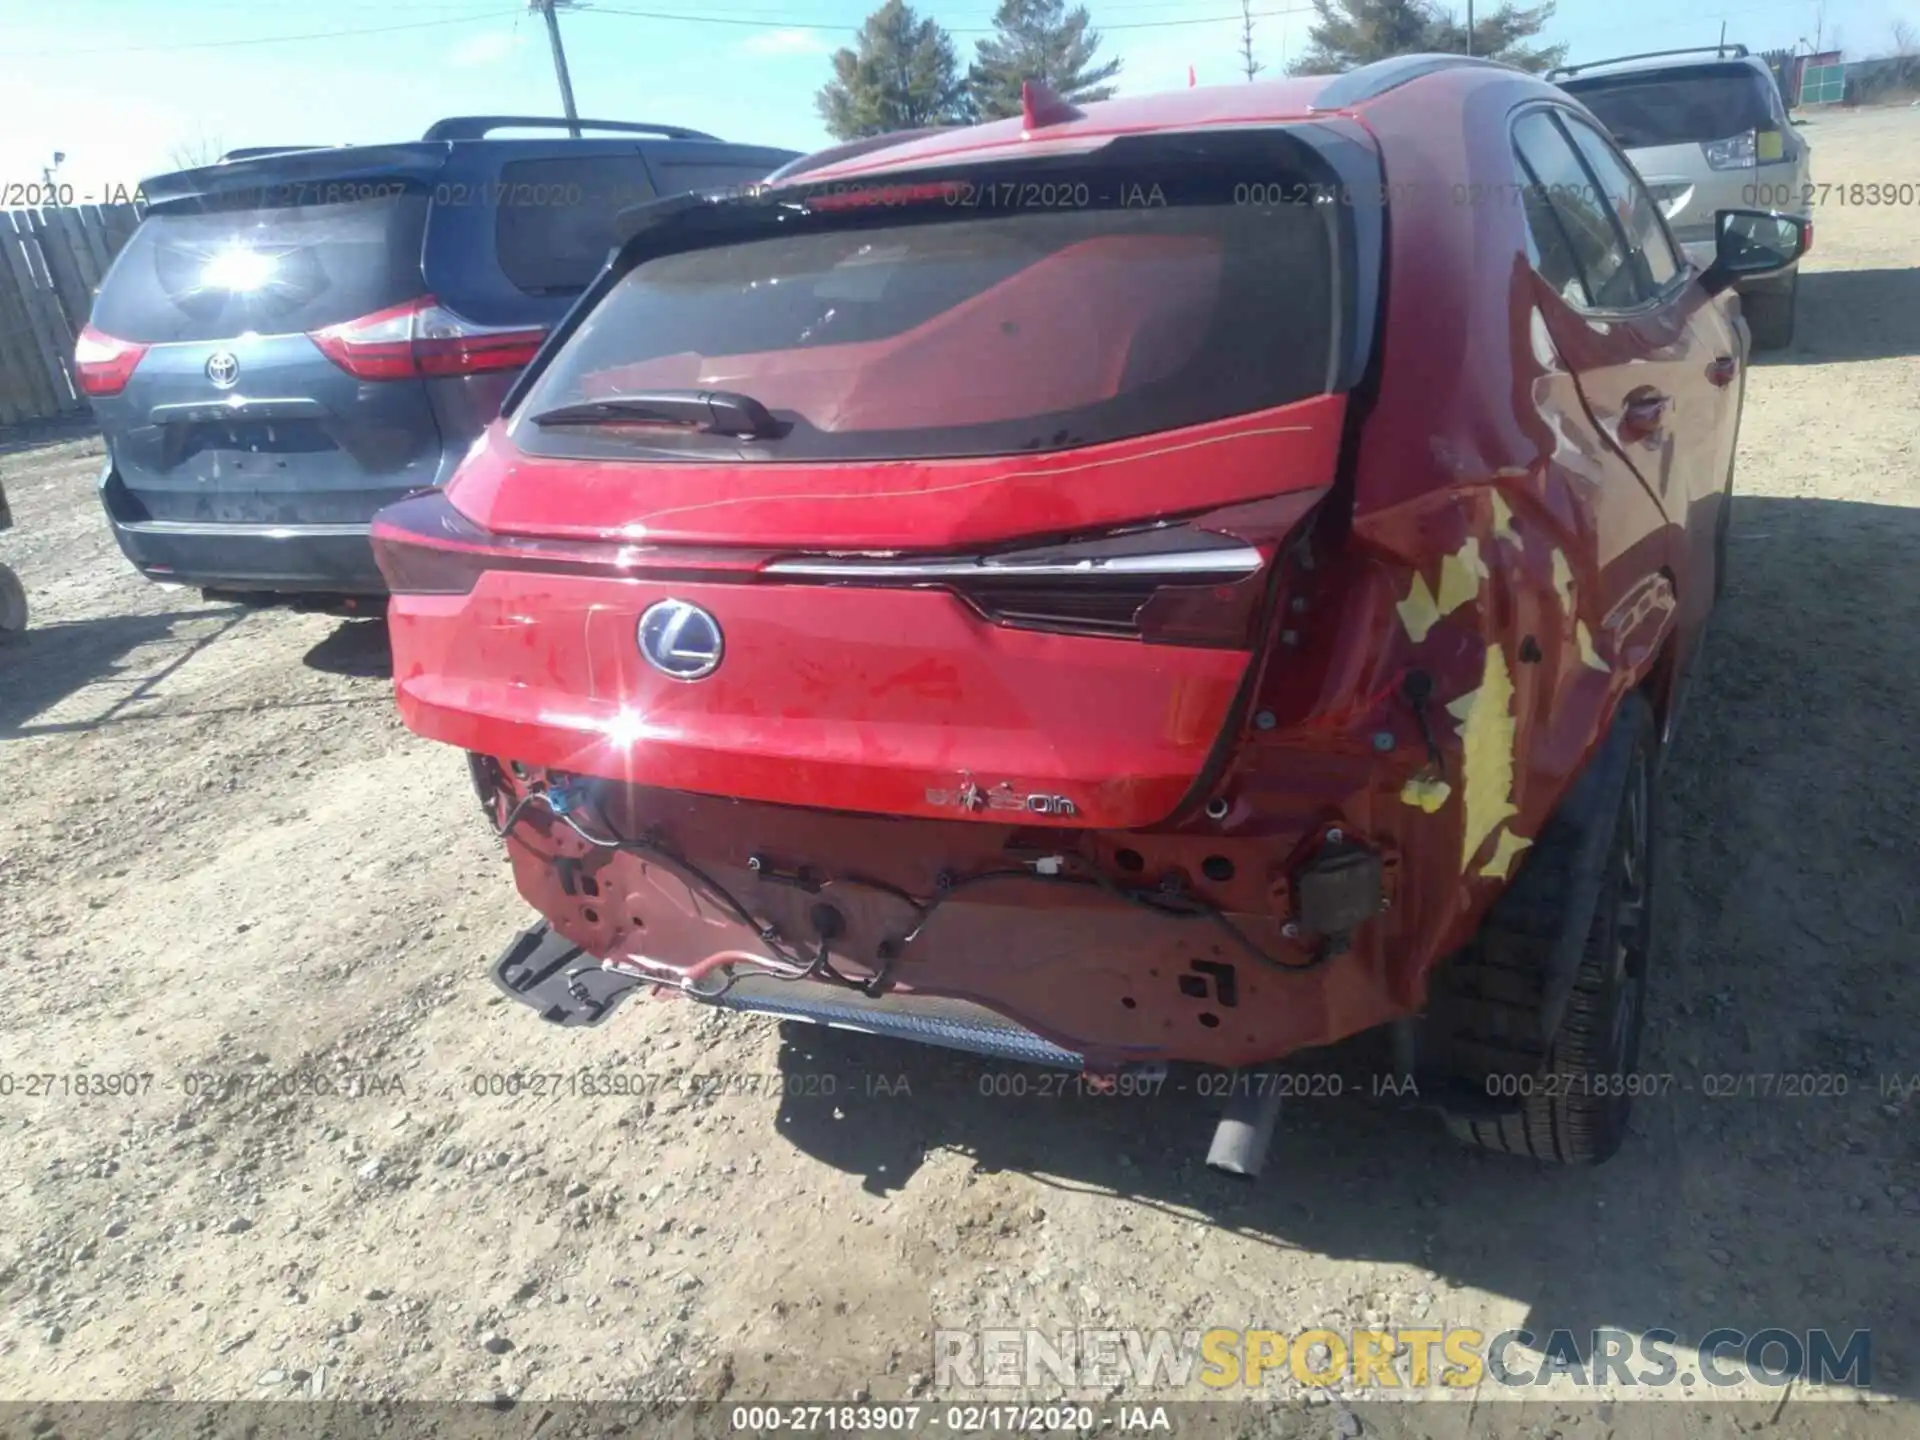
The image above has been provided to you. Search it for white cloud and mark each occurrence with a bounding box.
[739,28,832,58]
[449,30,528,69]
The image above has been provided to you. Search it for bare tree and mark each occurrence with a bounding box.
[165,131,227,171]
[1895,17,1918,52]
[1239,0,1265,79]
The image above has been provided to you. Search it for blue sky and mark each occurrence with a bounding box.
[1,0,1911,196]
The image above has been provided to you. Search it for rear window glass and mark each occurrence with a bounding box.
[511,190,1338,463]
[1565,68,1775,148]
[493,155,658,296]
[648,159,781,200]
[90,189,428,344]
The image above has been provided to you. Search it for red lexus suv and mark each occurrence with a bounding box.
[373,56,1807,1173]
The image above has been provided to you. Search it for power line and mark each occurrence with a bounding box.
[7,9,519,59]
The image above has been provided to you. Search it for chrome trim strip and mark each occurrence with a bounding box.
[117,520,372,540]
[764,545,1264,580]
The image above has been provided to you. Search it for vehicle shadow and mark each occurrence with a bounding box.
[0,605,250,738]
[1753,267,1920,365]
[767,493,1920,1398]
[303,615,393,678]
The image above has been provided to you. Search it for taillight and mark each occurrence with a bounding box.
[765,520,1283,648]
[309,297,546,382]
[1703,130,1758,170]
[371,489,766,596]
[73,325,149,397]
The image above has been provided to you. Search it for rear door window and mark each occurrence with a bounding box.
[1564,67,1776,148]
[1559,115,1683,289]
[90,187,429,343]
[493,154,658,296]
[511,174,1341,464]
[1514,112,1630,307]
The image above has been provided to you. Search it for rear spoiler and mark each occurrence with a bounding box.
[139,143,451,207]
[220,146,332,161]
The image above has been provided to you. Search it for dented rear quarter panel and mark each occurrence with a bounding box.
[1206,68,1717,1020]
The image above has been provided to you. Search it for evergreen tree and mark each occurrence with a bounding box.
[967,0,1121,120]
[817,0,973,141]
[1289,0,1563,74]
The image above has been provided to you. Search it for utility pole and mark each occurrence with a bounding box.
[1465,0,1475,56]
[530,0,582,137]
[1719,19,1727,51]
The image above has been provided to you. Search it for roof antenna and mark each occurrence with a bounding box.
[1021,79,1085,132]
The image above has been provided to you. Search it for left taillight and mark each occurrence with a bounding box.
[310,296,547,382]
[371,489,766,596]
[73,324,149,397]
[371,490,496,596]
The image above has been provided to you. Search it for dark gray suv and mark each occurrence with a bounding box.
[78,117,797,607]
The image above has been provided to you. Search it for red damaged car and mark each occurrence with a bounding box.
[373,56,1807,1173]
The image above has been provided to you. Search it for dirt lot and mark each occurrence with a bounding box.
[1,107,1917,1434]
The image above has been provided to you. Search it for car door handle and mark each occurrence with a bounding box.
[1619,389,1670,442]
[1707,355,1738,387]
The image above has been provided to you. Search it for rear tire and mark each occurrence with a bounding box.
[1743,273,1797,352]
[1438,696,1657,1165]
[0,563,26,638]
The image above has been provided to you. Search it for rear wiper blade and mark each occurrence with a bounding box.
[528,389,781,439]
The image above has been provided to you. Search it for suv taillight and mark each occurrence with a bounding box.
[372,489,765,597]
[1703,130,1758,170]
[764,521,1286,649]
[73,325,149,397]
[309,297,547,381]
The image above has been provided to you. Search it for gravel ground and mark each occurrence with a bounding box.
[0,106,1916,1436]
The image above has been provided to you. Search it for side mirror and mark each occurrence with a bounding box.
[1699,209,1810,295]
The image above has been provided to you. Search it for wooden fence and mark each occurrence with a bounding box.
[0,204,143,426]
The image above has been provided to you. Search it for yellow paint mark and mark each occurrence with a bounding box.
[1480,826,1534,881]
[1396,574,1445,644]
[1575,620,1609,673]
[1400,773,1453,813]
[1490,492,1519,547]
[1434,536,1490,617]
[1398,536,1489,644]
[1550,548,1576,616]
[1446,645,1519,875]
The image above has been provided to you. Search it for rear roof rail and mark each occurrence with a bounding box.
[1549,45,1750,80]
[1308,52,1518,111]
[421,116,719,142]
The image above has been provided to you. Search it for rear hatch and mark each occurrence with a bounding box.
[1563,64,1796,244]
[82,148,464,528]
[379,126,1381,829]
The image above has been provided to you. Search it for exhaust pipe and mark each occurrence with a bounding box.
[1205,1069,1286,1179]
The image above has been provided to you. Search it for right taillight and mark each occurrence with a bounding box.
[763,516,1294,648]
[1703,130,1758,170]
[73,324,150,397]
[310,297,547,382]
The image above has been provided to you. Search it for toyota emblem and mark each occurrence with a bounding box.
[637,599,724,681]
[205,351,240,389]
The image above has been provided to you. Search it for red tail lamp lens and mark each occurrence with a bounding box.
[73,325,149,397]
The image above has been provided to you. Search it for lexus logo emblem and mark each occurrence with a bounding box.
[205,351,240,389]
[637,599,724,681]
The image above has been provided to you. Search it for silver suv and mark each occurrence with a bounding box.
[1551,45,1812,349]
